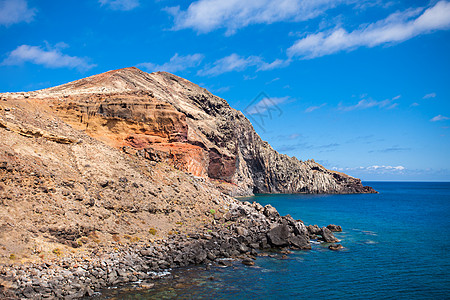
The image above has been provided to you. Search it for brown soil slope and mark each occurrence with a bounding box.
[0,96,232,264]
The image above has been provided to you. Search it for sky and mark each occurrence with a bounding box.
[0,0,449,181]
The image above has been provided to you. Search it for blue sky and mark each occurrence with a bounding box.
[1,0,449,181]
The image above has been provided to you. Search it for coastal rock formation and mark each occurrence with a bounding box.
[0,197,332,299]
[20,67,375,196]
[328,244,344,251]
[0,67,362,298]
[327,224,343,232]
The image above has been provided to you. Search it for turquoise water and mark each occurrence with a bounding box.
[100,182,450,299]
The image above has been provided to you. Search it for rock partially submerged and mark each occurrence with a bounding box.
[306,225,340,243]
[328,244,344,251]
[327,224,343,232]
[320,227,340,243]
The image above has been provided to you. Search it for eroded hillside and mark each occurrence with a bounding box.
[14,67,375,196]
[0,96,232,264]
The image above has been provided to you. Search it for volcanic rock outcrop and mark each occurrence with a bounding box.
[17,67,375,196]
[0,67,365,298]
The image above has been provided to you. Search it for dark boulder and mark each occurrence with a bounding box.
[288,235,311,250]
[307,225,321,235]
[328,244,344,251]
[320,227,339,243]
[242,259,255,266]
[267,224,290,247]
[326,224,342,232]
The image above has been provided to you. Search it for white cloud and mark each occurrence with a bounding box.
[0,0,36,26]
[198,54,260,76]
[333,165,406,172]
[367,165,405,171]
[287,1,450,59]
[198,53,287,76]
[138,53,204,73]
[265,77,280,85]
[430,115,450,122]
[1,44,96,71]
[339,97,398,111]
[258,59,291,71]
[305,103,326,113]
[423,92,436,99]
[166,0,353,35]
[99,0,139,11]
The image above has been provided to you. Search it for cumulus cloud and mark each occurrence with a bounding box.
[305,103,326,113]
[0,0,36,26]
[287,1,450,59]
[99,0,139,11]
[430,115,450,122]
[198,53,287,76]
[166,0,353,35]
[138,53,204,73]
[423,92,436,99]
[1,44,96,71]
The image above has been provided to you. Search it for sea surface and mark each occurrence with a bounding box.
[98,182,450,299]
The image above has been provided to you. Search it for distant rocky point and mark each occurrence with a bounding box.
[5,67,376,196]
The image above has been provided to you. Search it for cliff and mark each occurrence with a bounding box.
[0,67,374,298]
[25,67,375,196]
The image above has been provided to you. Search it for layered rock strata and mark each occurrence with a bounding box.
[14,67,376,196]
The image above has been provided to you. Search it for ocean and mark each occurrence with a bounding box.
[97,182,450,299]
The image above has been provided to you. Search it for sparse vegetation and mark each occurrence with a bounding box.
[123,234,140,242]
[209,209,216,215]
[9,254,16,260]
[148,228,157,235]
[52,248,62,256]
[130,236,140,243]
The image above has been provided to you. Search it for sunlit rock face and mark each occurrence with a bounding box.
[31,67,376,196]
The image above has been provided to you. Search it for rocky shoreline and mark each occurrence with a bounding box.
[0,200,342,299]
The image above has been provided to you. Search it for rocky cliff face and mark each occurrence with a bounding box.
[13,67,374,196]
[0,67,374,298]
